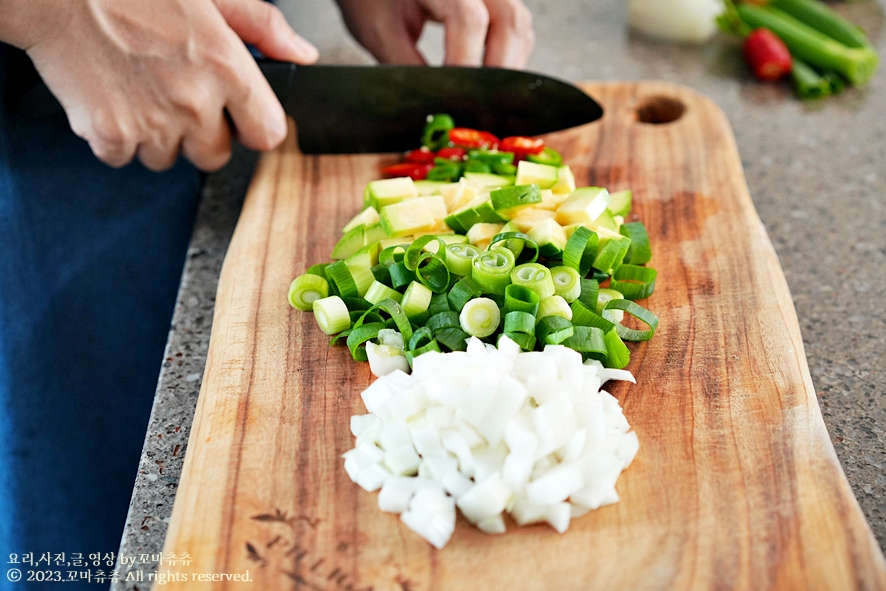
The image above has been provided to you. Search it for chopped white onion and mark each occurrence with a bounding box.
[342,335,639,548]
[366,341,410,377]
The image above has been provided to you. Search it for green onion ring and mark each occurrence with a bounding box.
[610,264,658,300]
[602,299,659,342]
[488,231,540,265]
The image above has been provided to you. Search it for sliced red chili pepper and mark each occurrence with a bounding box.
[500,136,545,156]
[381,163,433,180]
[404,147,435,164]
[743,28,793,82]
[435,147,467,161]
[448,128,500,149]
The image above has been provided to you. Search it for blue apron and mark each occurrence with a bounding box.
[0,43,201,578]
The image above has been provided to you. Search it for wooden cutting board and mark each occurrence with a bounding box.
[158,82,886,591]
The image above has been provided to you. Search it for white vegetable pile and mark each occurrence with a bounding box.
[343,335,640,549]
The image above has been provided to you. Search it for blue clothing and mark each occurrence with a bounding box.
[0,44,201,587]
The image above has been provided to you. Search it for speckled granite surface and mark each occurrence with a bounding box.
[113,1,886,587]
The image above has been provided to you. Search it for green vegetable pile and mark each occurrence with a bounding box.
[287,118,659,371]
[720,0,879,99]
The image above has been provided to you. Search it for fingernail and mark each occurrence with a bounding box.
[291,35,319,63]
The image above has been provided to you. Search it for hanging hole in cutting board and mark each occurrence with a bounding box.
[636,96,685,124]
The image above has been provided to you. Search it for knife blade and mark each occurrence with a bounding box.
[13,60,603,154]
[260,61,603,154]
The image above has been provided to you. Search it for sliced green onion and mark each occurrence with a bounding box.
[427,311,461,333]
[341,297,372,311]
[407,326,435,351]
[428,291,451,315]
[405,236,447,271]
[596,288,625,321]
[569,300,616,333]
[619,222,652,265]
[448,276,483,312]
[379,245,407,267]
[329,328,352,346]
[401,281,432,317]
[472,248,516,295]
[312,295,351,335]
[305,263,328,280]
[355,298,413,344]
[459,297,501,338]
[435,327,470,351]
[415,252,451,293]
[501,332,536,351]
[364,280,403,305]
[577,278,599,312]
[592,239,624,275]
[562,326,607,361]
[535,316,574,345]
[488,232,539,264]
[504,311,536,335]
[537,295,572,320]
[355,310,384,325]
[288,274,329,311]
[602,299,659,342]
[503,284,540,316]
[603,328,630,369]
[610,264,658,300]
[562,226,598,276]
[388,261,414,290]
[346,322,385,361]
[344,253,375,297]
[326,261,358,298]
[410,310,431,327]
[371,264,393,287]
[549,266,581,302]
[445,243,481,277]
[510,263,555,300]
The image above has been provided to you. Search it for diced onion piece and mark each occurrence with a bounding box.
[345,329,640,549]
[366,342,410,377]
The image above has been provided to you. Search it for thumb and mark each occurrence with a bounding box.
[215,0,319,63]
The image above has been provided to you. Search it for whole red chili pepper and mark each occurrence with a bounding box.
[743,28,793,82]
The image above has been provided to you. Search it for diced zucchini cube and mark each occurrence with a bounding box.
[515,160,559,189]
[380,199,436,238]
[368,177,418,209]
[555,187,611,226]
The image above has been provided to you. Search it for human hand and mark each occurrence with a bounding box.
[10,0,318,171]
[335,0,535,69]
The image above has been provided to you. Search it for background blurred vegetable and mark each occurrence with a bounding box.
[627,0,724,43]
[744,28,794,80]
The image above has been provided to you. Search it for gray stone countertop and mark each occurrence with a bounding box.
[113,0,886,587]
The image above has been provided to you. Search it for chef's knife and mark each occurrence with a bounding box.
[12,60,603,154]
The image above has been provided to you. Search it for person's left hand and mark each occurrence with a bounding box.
[335,0,535,69]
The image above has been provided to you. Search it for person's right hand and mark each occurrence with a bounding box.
[14,0,318,171]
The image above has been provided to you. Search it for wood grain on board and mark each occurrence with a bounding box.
[158,82,886,591]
